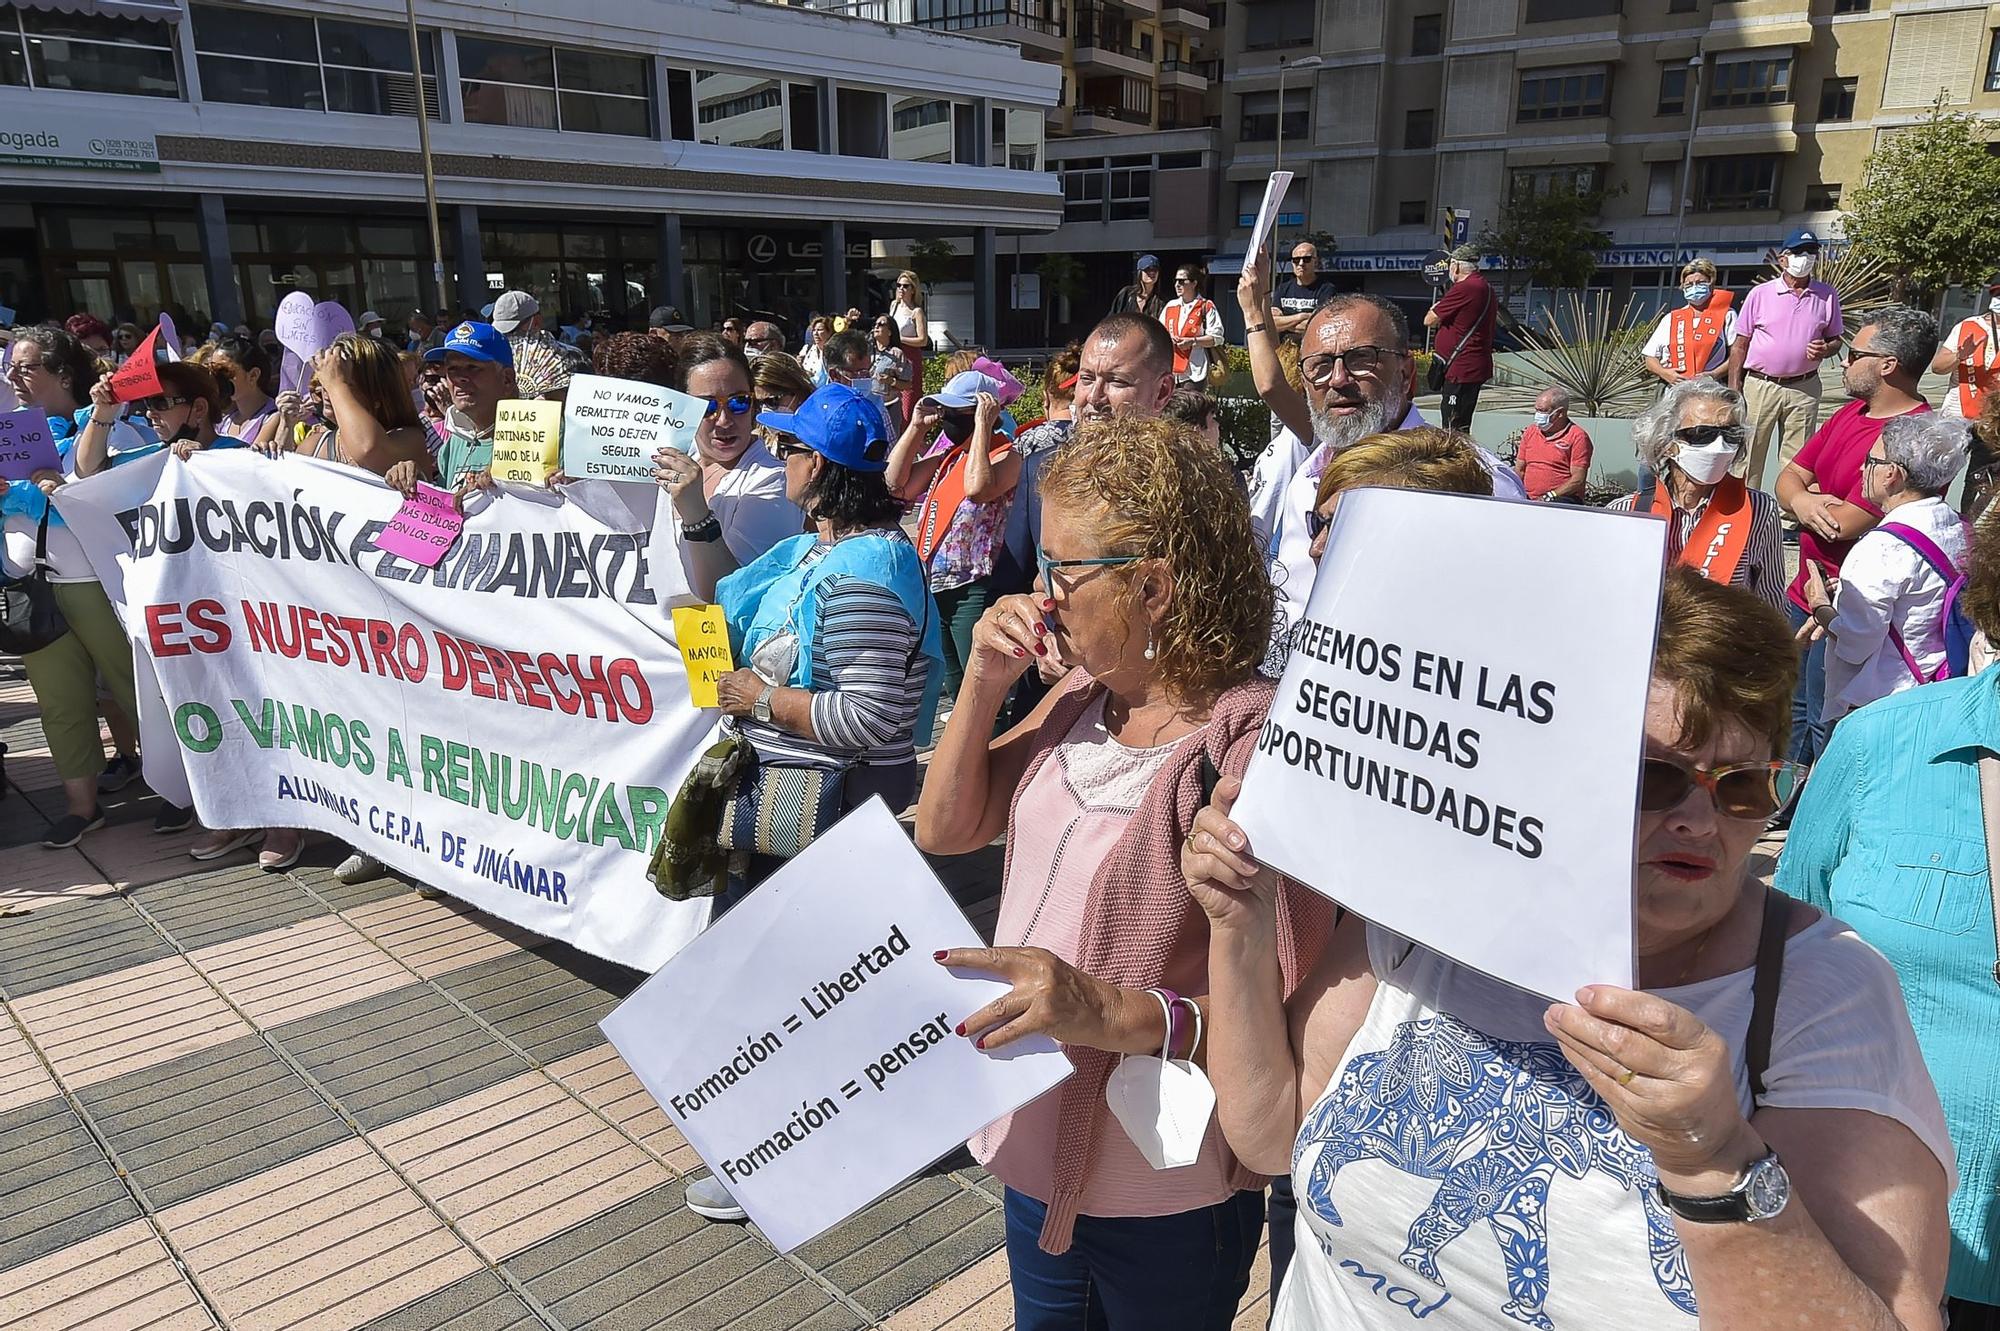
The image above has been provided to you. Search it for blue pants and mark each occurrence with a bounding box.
[1004,1187,1263,1331]
[1784,600,1831,768]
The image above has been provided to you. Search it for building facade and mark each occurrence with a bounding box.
[1217,0,2000,310]
[0,0,1060,340]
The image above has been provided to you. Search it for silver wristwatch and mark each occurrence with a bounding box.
[751,683,775,724]
[1655,1149,1791,1224]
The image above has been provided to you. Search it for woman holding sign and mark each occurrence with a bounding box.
[917,415,1335,1330]
[258,334,433,476]
[650,335,801,569]
[1185,569,1953,1331]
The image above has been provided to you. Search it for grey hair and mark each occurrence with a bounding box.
[1861,305,1940,376]
[1448,260,1476,278]
[1878,413,1970,496]
[1536,385,1572,412]
[1631,378,1748,472]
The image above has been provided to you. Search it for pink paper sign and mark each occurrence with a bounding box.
[0,408,60,480]
[372,482,463,567]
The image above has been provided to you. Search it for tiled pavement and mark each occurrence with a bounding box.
[0,660,1274,1331]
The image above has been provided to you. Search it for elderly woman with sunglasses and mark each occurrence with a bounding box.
[1612,378,1787,609]
[1187,567,1953,1331]
[651,334,804,575]
[1,325,158,848]
[917,415,1334,1331]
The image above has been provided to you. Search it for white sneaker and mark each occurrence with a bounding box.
[333,851,386,884]
[189,828,262,861]
[684,1175,747,1222]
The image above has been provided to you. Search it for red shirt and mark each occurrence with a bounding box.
[1785,397,1928,609]
[1432,272,1496,384]
[1516,421,1593,500]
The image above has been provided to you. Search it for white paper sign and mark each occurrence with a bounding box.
[601,799,1072,1252]
[1234,488,1664,1001]
[563,373,703,480]
[1244,170,1296,262]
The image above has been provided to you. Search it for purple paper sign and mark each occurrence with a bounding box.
[371,481,463,567]
[277,294,354,361]
[0,408,60,481]
[157,311,180,362]
[280,349,307,394]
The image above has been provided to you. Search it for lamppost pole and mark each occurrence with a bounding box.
[1668,52,1707,296]
[1271,53,1321,270]
[406,0,449,314]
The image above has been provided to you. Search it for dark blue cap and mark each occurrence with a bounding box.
[757,382,891,472]
[1781,229,1819,251]
[423,321,514,368]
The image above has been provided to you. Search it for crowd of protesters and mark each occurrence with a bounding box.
[5,236,2000,1331]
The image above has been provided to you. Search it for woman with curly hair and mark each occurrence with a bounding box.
[1969,384,2000,521]
[916,415,1335,1329]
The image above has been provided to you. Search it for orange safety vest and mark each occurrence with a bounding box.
[1953,315,2000,418]
[1664,290,1735,377]
[1643,475,1754,586]
[1165,299,1214,378]
[914,438,1015,565]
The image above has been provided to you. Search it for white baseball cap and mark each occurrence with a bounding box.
[490,290,540,335]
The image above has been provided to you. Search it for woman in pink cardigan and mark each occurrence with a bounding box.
[917,414,1332,1330]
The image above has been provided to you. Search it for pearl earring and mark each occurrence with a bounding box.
[1143,628,1156,661]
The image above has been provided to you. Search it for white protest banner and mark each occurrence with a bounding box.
[1244,170,1296,264]
[563,373,702,480]
[56,451,715,970]
[1233,488,1664,1000]
[602,800,1072,1253]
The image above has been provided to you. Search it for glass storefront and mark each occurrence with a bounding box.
[477,219,656,327]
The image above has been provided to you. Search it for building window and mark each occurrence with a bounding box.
[191,6,440,118]
[1708,55,1791,108]
[1109,155,1151,220]
[836,86,887,157]
[1695,154,1781,211]
[789,82,822,152]
[1805,184,1841,211]
[1237,178,1304,227]
[1243,0,1315,50]
[1062,158,1107,222]
[1668,0,1696,11]
[1411,12,1442,56]
[694,73,783,148]
[1404,107,1435,149]
[0,7,178,97]
[1988,30,2000,93]
[460,38,649,136]
[1239,87,1308,140]
[1524,0,1619,19]
[910,0,1064,34]
[1398,199,1428,226]
[1646,161,1676,215]
[1517,67,1608,122]
[1832,0,1869,12]
[1818,76,1856,122]
[1658,64,1688,116]
[1509,165,1600,201]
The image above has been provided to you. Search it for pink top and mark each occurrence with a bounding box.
[1516,421,1593,500]
[1737,276,1844,379]
[972,694,1236,1217]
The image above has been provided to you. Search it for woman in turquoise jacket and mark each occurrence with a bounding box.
[1777,518,2000,1328]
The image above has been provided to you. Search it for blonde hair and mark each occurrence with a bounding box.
[895,269,925,310]
[1315,427,1493,509]
[1038,415,1273,701]
[1680,259,1718,283]
[324,332,421,430]
[751,351,815,411]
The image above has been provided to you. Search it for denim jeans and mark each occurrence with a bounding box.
[1784,600,1831,768]
[1004,1188,1264,1331]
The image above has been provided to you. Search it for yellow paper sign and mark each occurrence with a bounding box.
[490,399,563,484]
[672,604,735,709]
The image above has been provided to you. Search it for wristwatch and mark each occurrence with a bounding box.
[1655,1149,1791,1224]
[684,513,723,543]
[751,683,775,724]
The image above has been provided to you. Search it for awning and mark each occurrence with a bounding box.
[12,0,184,20]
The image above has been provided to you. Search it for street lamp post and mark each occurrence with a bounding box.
[1667,53,1707,297]
[405,0,449,314]
[1272,53,1323,267]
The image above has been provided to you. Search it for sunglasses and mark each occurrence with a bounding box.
[1841,347,1889,365]
[1307,508,1333,540]
[1035,546,1140,590]
[703,393,754,418]
[1640,757,1803,821]
[774,440,815,460]
[1673,424,1745,449]
[1290,255,1316,264]
[139,394,193,413]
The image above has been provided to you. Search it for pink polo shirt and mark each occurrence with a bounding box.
[1737,276,1843,379]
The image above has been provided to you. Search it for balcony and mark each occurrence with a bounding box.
[1102,0,1160,15]
[1159,0,1211,30]
[1158,56,1209,92]
[1073,104,1155,133]
[1072,37,1155,79]
[904,0,1067,56]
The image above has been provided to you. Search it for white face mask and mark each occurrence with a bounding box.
[1104,992,1214,1170]
[1988,296,2000,316]
[1675,440,1738,486]
[1683,284,1713,306]
[1533,411,1553,429]
[1785,253,1816,279]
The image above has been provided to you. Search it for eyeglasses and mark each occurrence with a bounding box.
[1035,546,1141,590]
[1640,757,1803,821]
[1861,453,1896,470]
[703,394,754,418]
[1301,345,1405,384]
[138,394,193,414]
[746,334,782,347]
[3,358,42,378]
[1306,508,1334,540]
[1672,424,1746,449]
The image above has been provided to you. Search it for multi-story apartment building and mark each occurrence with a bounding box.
[1218,0,2000,311]
[0,0,1060,340]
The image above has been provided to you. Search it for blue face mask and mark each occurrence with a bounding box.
[1683,283,1713,306]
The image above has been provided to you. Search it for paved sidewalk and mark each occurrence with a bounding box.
[0,660,1272,1331]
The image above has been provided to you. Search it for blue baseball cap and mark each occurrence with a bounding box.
[423,321,515,368]
[1135,254,1160,272]
[1780,229,1820,251]
[758,382,891,472]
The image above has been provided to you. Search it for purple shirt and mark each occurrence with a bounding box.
[1737,276,1843,379]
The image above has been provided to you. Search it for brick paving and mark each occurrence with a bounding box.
[0,658,1274,1331]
